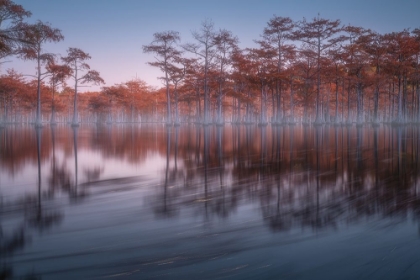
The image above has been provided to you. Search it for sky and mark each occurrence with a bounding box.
[4,0,420,91]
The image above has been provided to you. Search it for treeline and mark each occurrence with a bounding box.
[1,0,420,126]
[0,70,161,124]
[144,18,420,125]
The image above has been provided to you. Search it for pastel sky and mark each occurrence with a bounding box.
[5,0,420,91]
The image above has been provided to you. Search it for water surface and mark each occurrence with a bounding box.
[1,124,420,279]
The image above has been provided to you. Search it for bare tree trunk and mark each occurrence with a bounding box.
[165,69,171,125]
[217,83,223,124]
[50,82,56,124]
[347,79,351,123]
[290,80,294,123]
[326,84,330,123]
[36,56,42,127]
[356,81,363,124]
[260,82,267,124]
[72,68,79,126]
[276,80,282,123]
[237,98,241,123]
[397,76,403,123]
[196,86,201,123]
[315,37,322,124]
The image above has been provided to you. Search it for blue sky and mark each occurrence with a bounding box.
[5,0,420,91]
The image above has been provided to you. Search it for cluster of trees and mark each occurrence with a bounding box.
[144,18,420,125]
[1,0,420,126]
[0,0,106,126]
[0,69,160,124]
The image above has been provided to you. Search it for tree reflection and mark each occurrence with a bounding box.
[2,124,420,238]
[154,127,178,218]
[1,127,63,279]
[28,127,63,230]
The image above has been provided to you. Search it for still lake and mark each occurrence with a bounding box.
[1,124,420,279]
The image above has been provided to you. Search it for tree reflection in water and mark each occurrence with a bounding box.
[0,124,420,278]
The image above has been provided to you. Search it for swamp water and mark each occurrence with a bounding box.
[1,124,420,279]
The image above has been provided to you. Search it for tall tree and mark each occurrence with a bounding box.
[293,15,343,123]
[363,31,387,123]
[342,26,370,124]
[213,29,238,124]
[20,21,63,126]
[383,30,418,123]
[247,44,276,125]
[262,15,295,123]
[62,47,104,126]
[231,48,255,123]
[294,45,317,123]
[183,19,217,124]
[326,45,345,123]
[0,0,31,60]
[143,30,181,124]
[167,57,188,124]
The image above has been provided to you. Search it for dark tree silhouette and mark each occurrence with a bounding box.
[0,0,31,59]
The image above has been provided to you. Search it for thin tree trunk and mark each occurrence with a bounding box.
[72,67,79,126]
[36,55,42,126]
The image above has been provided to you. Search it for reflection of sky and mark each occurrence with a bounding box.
[0,147,166,200]
[6,0,420,90]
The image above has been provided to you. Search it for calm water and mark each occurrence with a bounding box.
[1,124,420,279]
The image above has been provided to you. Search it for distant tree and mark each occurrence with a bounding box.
[101,85,124,122]
[143,30,181,124]
[231,48,256,123]
[341,25,371,124]
[46,59,71,124]
[0,0,31,60]
[88,92,109,122]
[294,45,317,122]
[261,15,295,123]
[183,19,217,124]
[20,21,63,126]
[247,44,277,125]
[293,15,343,123]
[363,31,387,123]
[125,78,150,122]
[383,30,418,123]
[326,45,346,123]
[0,69,27,123]
[62,47,104,126]
[213,29,238,124]
[178,58,203,123]
[167,59,186,124]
